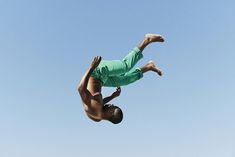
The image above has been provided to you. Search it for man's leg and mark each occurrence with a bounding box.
[114,34,164,75]
[91,34,164,83]
[114,33,164,75]
[103,61,162,87]
[138,33,164,51]
[140,60,162,76]
[100,47,143,77]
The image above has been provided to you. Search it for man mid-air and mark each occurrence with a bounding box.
[78,34,165,124]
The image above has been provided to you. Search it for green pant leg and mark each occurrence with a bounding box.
[91,47,143,84]
[102,47,143,76]
[103,68,144,87]
[121,47,143,71]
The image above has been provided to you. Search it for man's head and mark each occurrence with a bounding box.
[103,104,123,124]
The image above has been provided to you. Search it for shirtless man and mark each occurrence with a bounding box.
[78,34,164,124]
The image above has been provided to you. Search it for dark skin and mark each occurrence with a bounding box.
[78,34,164,122]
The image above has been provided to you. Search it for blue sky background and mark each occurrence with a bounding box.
[0,0,235,157]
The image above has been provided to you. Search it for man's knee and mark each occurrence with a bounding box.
[121,60,132,72]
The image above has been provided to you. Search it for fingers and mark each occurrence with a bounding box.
[159,36,164,42]
[91,56,102,68]
[116,87,121,92]
[97,56,102,62]
[93,56,102,63]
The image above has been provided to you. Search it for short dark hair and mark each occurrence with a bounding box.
[109,107,123,124]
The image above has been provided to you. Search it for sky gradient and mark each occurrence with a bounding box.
[0,0,235,157]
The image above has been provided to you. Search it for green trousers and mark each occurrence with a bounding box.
[91,47,144,87]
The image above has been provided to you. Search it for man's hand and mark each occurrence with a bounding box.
[103,87,121,104]
[112,87,121,98]
[91,56,102,70]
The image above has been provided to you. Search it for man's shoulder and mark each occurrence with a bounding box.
[86,111,102,122]
[78,88,92,102]
[83,102,102,122]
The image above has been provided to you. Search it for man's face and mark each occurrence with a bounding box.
[103,104,123,124]
[103,104,117,117]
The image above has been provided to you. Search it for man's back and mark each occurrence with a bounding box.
[79,76,103,121]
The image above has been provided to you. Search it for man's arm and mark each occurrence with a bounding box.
[103,87,121,104]
[103,95,115,104]
[78,56,102,99]
[78,67,94,92]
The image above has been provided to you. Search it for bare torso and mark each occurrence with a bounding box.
[82,77,103,121]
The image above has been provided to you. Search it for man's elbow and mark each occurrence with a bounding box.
[77,85,82,93]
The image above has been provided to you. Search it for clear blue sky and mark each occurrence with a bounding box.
[0,0,235,157]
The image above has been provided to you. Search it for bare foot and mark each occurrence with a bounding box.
[147,60,163,76]
[145,33,165,43]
